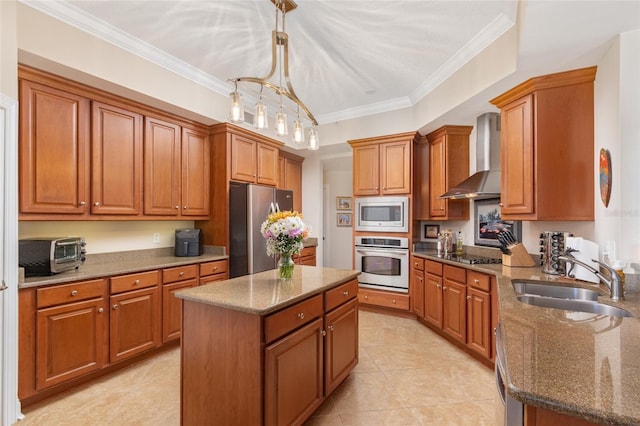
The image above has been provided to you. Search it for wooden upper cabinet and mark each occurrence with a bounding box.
[426,125,472,220]
[91,102,143,215]
[181,127,210,216]
[231,134,279,186]
[490,66,597,220]
[349,132,417,196]
[279,151,304,213]
[19,79,90,215]
[144,117,181,216]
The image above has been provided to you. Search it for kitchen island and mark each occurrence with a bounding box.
[175,265,360,425]
[413,250,640,425]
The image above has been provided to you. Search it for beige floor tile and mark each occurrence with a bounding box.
[340,408,420,425]
[409,400,496,425]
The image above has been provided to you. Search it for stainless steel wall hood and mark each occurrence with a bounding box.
[439,112,501,199]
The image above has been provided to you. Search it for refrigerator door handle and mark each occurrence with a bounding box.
[275,202,281,212]
[269,202,276,214]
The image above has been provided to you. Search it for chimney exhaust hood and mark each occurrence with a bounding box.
[439,112,501,200]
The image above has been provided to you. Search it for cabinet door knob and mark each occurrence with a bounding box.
[474,279,480,284]
[297,312,305,320]
[364,295,369,300]
[443,286,447,291]
[392,299,396,304]
[175,206,179,209]
[94,202,100,206]
[79,201,86,206]
[70,290,78,296]
[98,307,104,313]
[113,304,119,310]
[183,206,187,209]
[134,279,140,285]
[328,324,335,332]
[466,295,472,300]
[436,284,441,289]
[343,291,349,296]
[499,203,504,207]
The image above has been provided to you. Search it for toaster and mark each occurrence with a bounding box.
[19,237,86,276]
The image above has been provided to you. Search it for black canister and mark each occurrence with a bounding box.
[175,229,202,257]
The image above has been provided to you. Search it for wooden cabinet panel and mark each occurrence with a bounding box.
[264,318,324,426]
[264,295,323,344]
[491,67,596,220]
[144,117,181,216]
[424,273,443,328]
[109,286,161,363]
[279,152,304,213]
[426,126,471,220]
[257,143,279,186]
[467,287,491,359]
[358,288,410,310]
[411,268,425,319]
[231,134,258,183]
[110,270,159,294]
[324,299,358,394]
[35,297,106,390]
[380,140,411,195]
[19,79,90,215]
[162,278,197,343]
[181,127,210,216]
[352,144,380,196]
[162,264,197,284]
[500,95,535,216]
[36,279,104,308]
[442,280,466,343]
[91,101,143,215]
[325,278,358,312]
[294,246,317,266]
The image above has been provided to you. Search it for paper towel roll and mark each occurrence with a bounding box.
[565,237,600,284]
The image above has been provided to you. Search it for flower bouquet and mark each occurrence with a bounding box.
[261,211,310,279]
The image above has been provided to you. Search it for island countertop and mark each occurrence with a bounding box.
[413,249,640,425]
[175,265,360,315]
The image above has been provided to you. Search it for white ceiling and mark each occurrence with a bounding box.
[22,0,640,136]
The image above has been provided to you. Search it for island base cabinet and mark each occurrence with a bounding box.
[265,318,324,426]
[324,298,358,394]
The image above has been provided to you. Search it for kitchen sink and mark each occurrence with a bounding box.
[512,281,600,301]
[516,295,634,318]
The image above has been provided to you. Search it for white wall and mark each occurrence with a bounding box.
[302,157,324,266]
[323,163,353,269]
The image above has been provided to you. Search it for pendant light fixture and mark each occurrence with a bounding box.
[228,0,319,149]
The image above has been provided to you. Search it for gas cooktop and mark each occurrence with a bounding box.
[441,254,502,265]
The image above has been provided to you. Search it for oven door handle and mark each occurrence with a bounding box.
[355,249,408,256]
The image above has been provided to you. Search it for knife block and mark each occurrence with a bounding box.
[502,243,537,267]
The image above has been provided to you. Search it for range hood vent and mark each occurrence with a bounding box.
[439,112,501,200]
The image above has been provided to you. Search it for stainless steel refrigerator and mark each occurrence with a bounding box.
[229,182,294,278]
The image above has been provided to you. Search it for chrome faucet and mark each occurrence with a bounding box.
[558,249,624,301]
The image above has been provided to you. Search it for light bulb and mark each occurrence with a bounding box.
[275,110,288,136]
[254,101,268,130]
[292,119,304,145]
[307,127,319,150]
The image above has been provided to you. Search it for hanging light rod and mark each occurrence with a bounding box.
[228,0,319,149]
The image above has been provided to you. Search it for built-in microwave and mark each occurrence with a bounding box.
[354,196,409,233]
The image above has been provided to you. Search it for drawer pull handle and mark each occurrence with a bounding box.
[392,299,396,304]
[113,304,119,310]
[364,295,369,300]
[297,313,305,320]
[179,272,185,276]
[71,290,78,296]
[343,291,349,296]
[474,279,480,284]
[212,266,218,271]
[134,279,140,285]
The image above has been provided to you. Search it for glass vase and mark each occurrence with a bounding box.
[278,253,295,280]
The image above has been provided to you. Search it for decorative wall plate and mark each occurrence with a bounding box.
[599,148,612,207]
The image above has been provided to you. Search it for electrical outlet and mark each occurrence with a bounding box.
[153,233,160,244]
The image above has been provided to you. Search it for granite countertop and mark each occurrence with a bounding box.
[413,249,640,425]
[175,266,359,315]
[19,246,228,289]
[303,237,319,247]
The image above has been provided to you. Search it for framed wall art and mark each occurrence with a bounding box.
[424,224,440,239]
[337,212,352,227]
[336,196,352,210]
[474,198,521,247]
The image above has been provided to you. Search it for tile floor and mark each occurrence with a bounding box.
[18,310,497,425]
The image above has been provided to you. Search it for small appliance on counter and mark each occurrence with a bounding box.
[539,231,573,274]
[19,237,86,277]
[175,229,202,257]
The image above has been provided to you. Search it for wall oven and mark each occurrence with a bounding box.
[354,236,409,293]
[355,196,409,233]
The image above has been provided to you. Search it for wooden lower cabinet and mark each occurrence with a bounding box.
[109,285,161,363]
[265,318,324,426]
[442,278,466,343]
[358,288,410,311]
[294,245,317,266]
[34,280,107,390]
[162,264,198,343]
[411,256,425,318]
[198,259,229,285]
[324,298,358,394]
[525,405,600,426]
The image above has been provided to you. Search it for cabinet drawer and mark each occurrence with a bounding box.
[443,265,466,284]
[467,271,490,292]
[163,264,198,284]
[37,279,105,308]
[199,260,228,277]
[325,279,358,312]
[299,246,316,258]
[412,256,424,271]
[425,260,443,276]
[110,270,159,294]
[265,295,323,344]
[358,288,410,310]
